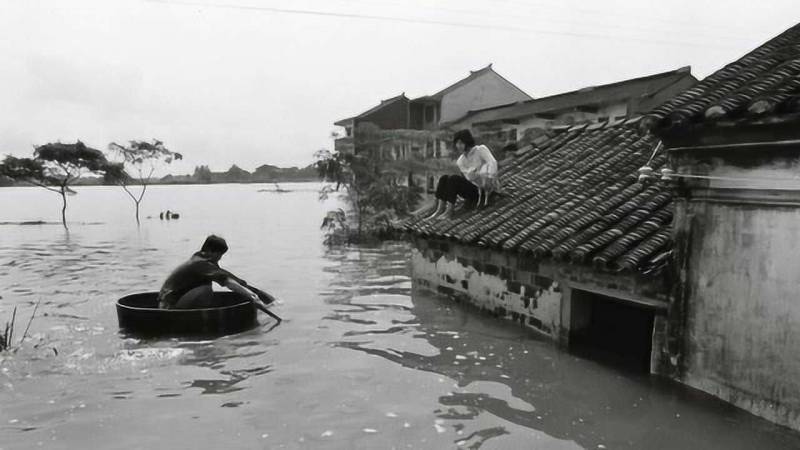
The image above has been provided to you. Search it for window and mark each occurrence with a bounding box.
[345,126,352,137]
[425,105,435,123]
[509,128,518,141]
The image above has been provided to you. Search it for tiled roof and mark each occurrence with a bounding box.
[399,119,673,275]
[415,64,532,102]
[448,67,696,128]
[334,94,408,126]
[646,23,800,130]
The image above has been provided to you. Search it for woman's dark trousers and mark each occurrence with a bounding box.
[434,175,479,208]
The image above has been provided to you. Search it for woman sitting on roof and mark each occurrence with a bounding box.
[426,129,498,219]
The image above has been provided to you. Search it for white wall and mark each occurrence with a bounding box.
[440,71,529,124]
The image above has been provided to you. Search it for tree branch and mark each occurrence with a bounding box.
[119,183,139,203]
[25,180,62,194]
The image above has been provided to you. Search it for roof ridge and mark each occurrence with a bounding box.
[529,66,693,103]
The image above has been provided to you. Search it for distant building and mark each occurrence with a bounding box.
[333,65,532,193]
[446,66,697,153]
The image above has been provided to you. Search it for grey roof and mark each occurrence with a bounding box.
[448,67,696,127]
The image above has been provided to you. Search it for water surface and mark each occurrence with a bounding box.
[1,183,799,449]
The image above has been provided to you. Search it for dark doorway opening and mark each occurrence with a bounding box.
[568,290,655,373]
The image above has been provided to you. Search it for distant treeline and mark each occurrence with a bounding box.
[0,163,318,187]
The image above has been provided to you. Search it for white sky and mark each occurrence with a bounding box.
[1,0,798,175]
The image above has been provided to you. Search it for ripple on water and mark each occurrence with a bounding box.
[2,189,800,450]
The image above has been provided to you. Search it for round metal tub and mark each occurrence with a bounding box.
[116,292,257,337]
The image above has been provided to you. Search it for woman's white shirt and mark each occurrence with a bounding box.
[456,144,497,184]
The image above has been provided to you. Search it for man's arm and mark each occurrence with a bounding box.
[224,277,270,309]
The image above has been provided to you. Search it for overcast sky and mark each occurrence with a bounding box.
[1,0,798,175]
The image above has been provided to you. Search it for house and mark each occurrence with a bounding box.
[640,21,800,431]
[398,22,800,432]
[333,65,532,192]
[446,67,697,152]
[400,119,673,374]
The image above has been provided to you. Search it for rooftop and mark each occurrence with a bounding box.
[399,119,673,275]
[413,64,532,102]
[335,65,532,126]
[646,22,800,131]
[333,93,408,126]
[447,67,696,128]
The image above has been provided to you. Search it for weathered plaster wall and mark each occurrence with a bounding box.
[705,156,800,190]
[411,244,563,339]
[676,197,800,430]
[411,238,670,358]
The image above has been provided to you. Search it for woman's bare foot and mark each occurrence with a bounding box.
[436,203,455,220]
[426,203,446,219]
[410,200,436,217]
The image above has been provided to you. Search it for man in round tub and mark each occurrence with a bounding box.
[157,235,267,310]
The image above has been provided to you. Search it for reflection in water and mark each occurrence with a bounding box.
[321,243,800,450]
[176,334,278,395]
[2,185,800,450]
[457,426,509,449]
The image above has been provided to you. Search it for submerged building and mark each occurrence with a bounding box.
[642,22,800,431]
[398,22,800,431]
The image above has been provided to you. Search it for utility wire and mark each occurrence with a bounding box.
[333,0,759,41]
[145,0,743,50]
[494,0,755,36]
[333,0,753,42]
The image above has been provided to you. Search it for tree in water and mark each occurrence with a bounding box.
[0,141,115,229]
[315,123,442,243]
[107,139,182,225]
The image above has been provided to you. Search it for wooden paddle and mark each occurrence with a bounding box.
[241,283,282,323]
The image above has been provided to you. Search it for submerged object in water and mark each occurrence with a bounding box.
[116,292,257,337]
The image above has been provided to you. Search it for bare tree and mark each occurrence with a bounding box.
[107,140,182,225]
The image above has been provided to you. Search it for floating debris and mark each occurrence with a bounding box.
[362,428,378,434]
[321,430,333,437]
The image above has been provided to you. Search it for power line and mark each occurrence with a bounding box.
[362,0,755,42]
[493,0,755,36]
[144,0,743,50]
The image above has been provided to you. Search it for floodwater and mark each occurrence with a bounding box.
[1,183,799,450]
